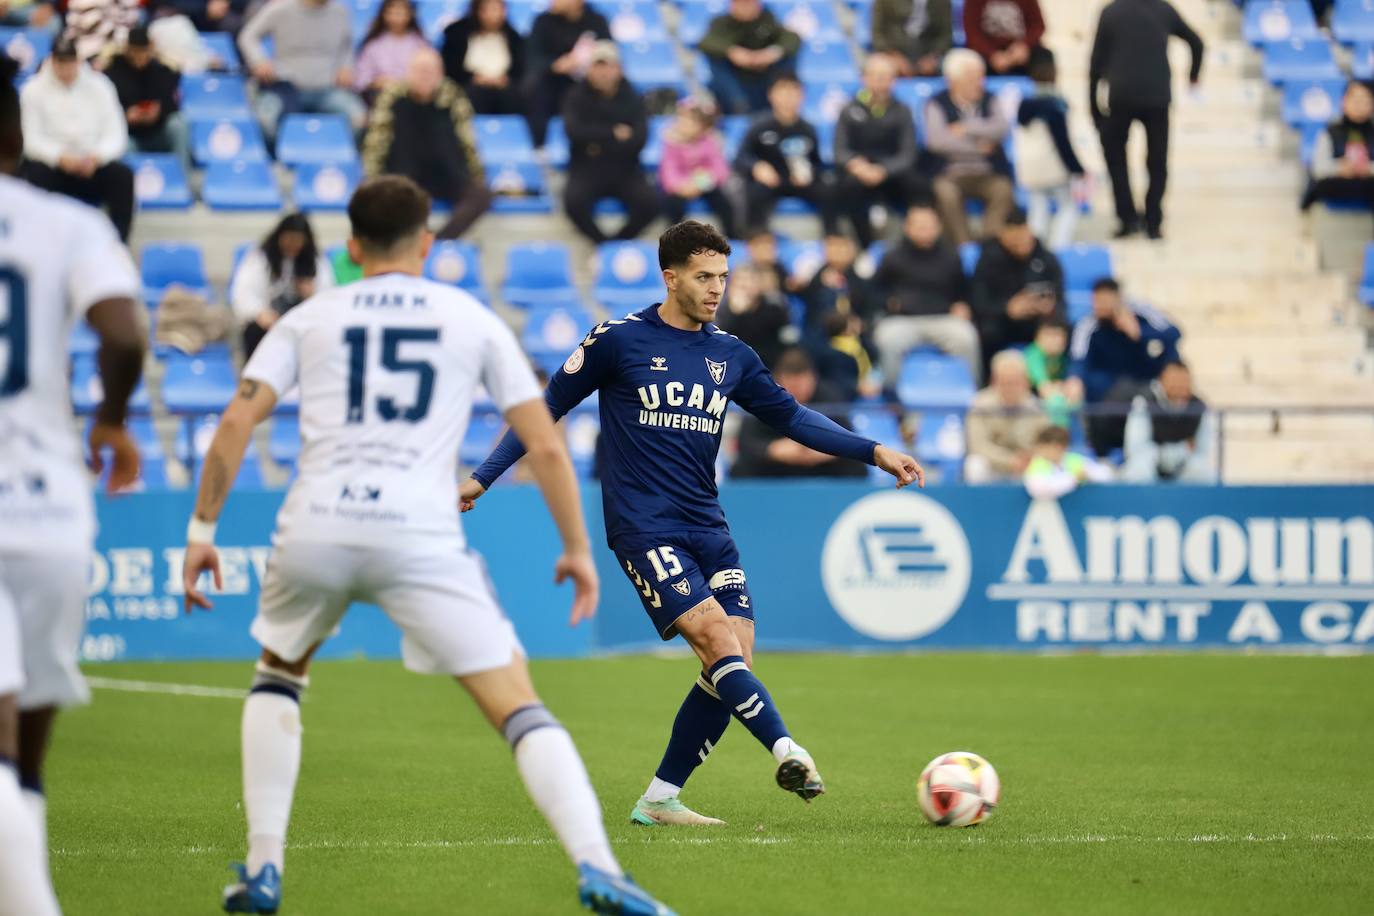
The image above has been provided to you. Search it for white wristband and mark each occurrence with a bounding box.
[187,516,217,545]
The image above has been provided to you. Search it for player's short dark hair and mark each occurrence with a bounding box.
[658,220,731,270]
[774,347,814,377]
[348,176,431,256]
[0,55,20,168]
[1035,424,1070,446]
[1092,277,1120,294]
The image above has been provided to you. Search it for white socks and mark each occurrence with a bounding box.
[643,777,681,803]
[514,727,622,877]
[771,737,804,763]
[241,690,302,875]
[22,788,48,874]
[0,766,60,916]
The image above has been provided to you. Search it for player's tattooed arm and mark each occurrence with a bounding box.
[238,379,260,400]
[190,376,278,523]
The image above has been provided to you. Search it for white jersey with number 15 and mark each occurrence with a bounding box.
[243,272,541,549]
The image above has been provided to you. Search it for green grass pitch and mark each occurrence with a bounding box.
[49,653,1374,915]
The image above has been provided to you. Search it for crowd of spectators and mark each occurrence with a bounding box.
[5,0,1234,487]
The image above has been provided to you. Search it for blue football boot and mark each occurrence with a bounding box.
[577,864,676,916]
[222,862,281,914]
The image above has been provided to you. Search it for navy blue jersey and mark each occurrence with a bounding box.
[473,304,879,544]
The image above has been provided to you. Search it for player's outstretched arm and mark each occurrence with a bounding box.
[502,398,600,627]
[85,295,147,493]
[873,443,925,489]
[183,378,278,612]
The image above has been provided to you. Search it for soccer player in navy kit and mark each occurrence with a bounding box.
[463,221,923,826]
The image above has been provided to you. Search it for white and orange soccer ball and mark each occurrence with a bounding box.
[917,752,1001,827]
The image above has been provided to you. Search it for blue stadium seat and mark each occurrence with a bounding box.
[292,161,360,212]
[896,351,975,410]
[892,78,939,114]
[1261,38,1341,83]
[814,119,835,164]
[597,0,669,41]
[502,242,580,309]
[676,3,723,46]
[183,416,266,488]
[203,161,283,211]
[639,115,671,170]
[1360,243,1374,306]
[473,114,537,164]
[197,32,242,72]
[593,240,659,310]
[767,0,842,44]
[70,355,152,415]
[852,3,872,47]
[1056,244,1113,291]
[777,238,823,279]
[914,409,967,482]
[161,346,240,414]
[521,305,595,358]
[276,115,358,166]
[180,74,251,119]
[958,241,979,277]
[424,240,486,299]
[190,117,269,165]
[804,80,859,124]
[141,243,210,307]
[543,117,570,166]
[1334,0,1374,44]
[1243,0,1320,44]
[488,161,555,213]
[68,321,100,357]
[268,414,301,466]
[621,40,686,92]
[0,28,51,76]
[797,42,858,83]
[418,0,465,40]
[564,407,600,478]
[1355,41,1374,79]
[719,115,750,159]
[504,0,540,32]
[127,154,193,211]
[460,406,505,467]
[1280,79,1347,126]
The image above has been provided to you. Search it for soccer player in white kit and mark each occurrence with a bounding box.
[181,176,672,916]
[0,59,147,916]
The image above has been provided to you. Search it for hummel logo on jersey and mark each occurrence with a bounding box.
[738,595,750,609]
[671,579,692,596]
[650,356,669,371]
[706,358,727,385]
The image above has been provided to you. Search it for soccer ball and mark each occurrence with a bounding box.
[917,752,1000,827]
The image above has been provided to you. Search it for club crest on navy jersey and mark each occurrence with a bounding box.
[705,357,727,385]
[671,579,692,596]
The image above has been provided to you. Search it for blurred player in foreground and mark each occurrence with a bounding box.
[462,221,923,826]
[182,176,672,916]
[0,56,147,916]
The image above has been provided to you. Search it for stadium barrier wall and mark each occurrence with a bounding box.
[84,484,1374,663]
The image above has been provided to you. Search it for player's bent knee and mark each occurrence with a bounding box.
[501,703,564,751]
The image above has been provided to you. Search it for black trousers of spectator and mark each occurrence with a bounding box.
[23,160,134,242]
[523,72,573,148]
[1304,176,1374,212]
[564,167,659,244]
[465,83,523,116]
[836,170,929,248]
[436,185,495,240]
[1100,104,1169,234]
[742,175,839,235]
[664,188,737,238]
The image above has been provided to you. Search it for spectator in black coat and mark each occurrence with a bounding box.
[798,233,877,340]
[155,0,248,34]
[1302,80,1374,214]
[441,0,526,115]
[561,41,657,243]
[834,54,927,247]
[872,204,981,386]
[971,208,1064,365]
[731,348,869,478]
[104,26,188,169]
[523,0,609,148]
[1089,0,1204,239]
[735,73,837,234]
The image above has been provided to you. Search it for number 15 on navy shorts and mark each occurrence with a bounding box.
[612,530,754,640]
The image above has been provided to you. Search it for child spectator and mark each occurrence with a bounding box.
[810,310,877,402]
[1016,47,1086,249]
[1023,424,1111,499]
[1024,317,1082,427]
[659,97,737,238]
[354,0,431,99]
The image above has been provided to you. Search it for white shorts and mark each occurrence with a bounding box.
[0,552,92,709]
[251,541,524,676]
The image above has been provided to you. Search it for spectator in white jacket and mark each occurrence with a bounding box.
[230,212,334,358]
[20,37,134,240]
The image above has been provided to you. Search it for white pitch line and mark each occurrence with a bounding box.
[50,833,1374,859]
[85,676,246,700]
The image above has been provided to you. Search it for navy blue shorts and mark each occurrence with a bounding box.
[611,529,754,640]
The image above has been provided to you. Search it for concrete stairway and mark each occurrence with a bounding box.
[1044,0,1374,482]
